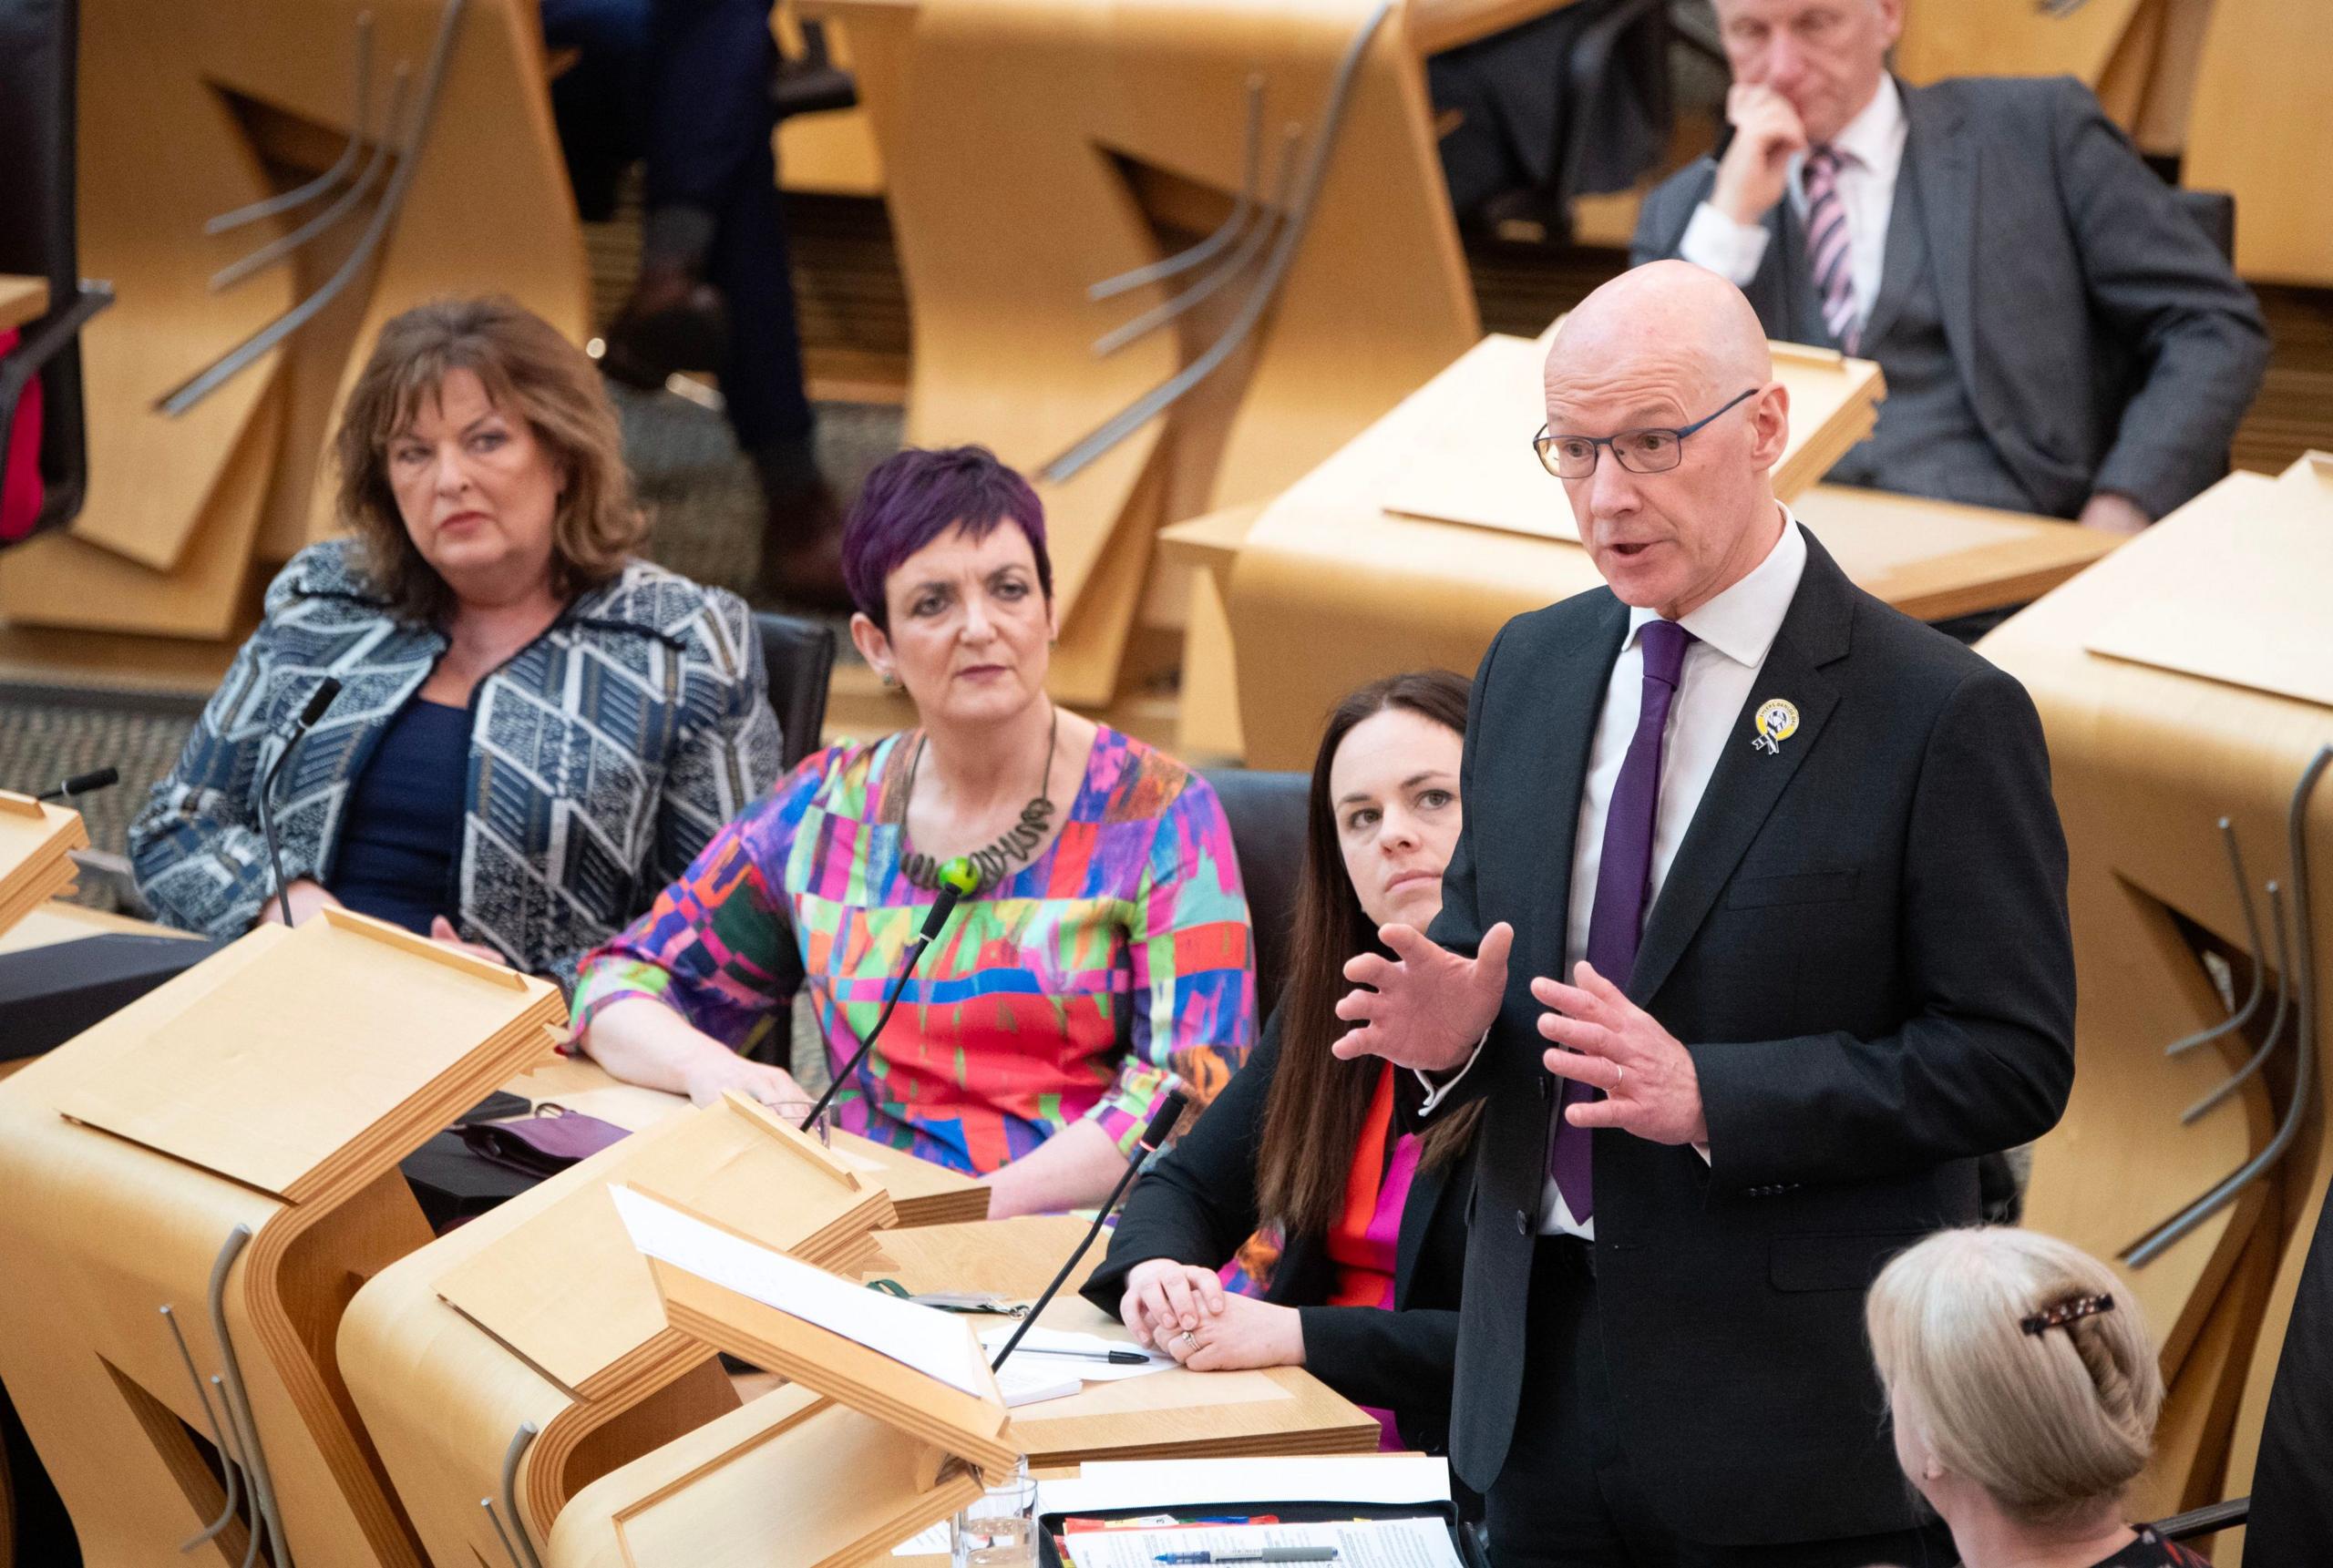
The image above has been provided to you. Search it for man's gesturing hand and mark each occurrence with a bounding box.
[1331,921,1514,1073]
[1535,960,1708,1146]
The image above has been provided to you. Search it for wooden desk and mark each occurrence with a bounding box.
[509,1056,993,1226]
[0,277,46,334]
[544,1217,1377,1565]
[1169,329,2117,766]
[1981,463,2333,1546]
[854,1218,1380,1466]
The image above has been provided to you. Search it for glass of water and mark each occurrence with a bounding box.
[952,1458,1038,1567]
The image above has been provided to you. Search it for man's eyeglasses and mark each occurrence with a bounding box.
[1531,387,1761,479]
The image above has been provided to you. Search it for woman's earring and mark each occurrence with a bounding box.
[879,670,899,689]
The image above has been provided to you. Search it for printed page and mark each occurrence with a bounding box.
[1054,1516,1464,1568]
[611,1185,991,1396]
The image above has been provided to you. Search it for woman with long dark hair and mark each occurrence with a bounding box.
[1082,671,1481,1451]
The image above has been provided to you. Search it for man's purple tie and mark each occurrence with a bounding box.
[1548,618,1695,1224]
[1803,146,1859,354]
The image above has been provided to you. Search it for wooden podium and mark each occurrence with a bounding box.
[0,792,85,934]
[544,1205,1379,1565]
[339,1088,915,1564]
[1980,455,2333,1551]
[540,1188,1017,1568]
[0,909,563,1567]
[1166,325,2117,764]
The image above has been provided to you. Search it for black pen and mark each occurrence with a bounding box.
[1011,1345,1153,1365]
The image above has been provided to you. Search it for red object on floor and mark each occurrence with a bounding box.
[0,327,46,541]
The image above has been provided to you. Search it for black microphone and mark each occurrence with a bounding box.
[989,1089,1191,1373]
[36,766,119,803]
[258,677,342,929]
[797,856,981,1133]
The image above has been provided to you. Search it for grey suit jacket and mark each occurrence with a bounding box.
[1633,75,2268,521]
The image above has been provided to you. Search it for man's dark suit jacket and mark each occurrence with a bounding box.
[1424,528,2076,1546]
[1632,75,2268,522]
[1084,1011,1472,1452]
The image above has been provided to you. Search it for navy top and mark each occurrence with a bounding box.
[330,696,471,936]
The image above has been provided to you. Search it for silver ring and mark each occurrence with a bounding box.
[1613,1063,1626,1089]
[1177,1329,1198,1347]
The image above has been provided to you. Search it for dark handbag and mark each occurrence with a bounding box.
[457,1106,632,1177]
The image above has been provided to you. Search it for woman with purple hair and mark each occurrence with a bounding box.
[572,446,1257,1215]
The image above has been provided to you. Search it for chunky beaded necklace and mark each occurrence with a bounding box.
[897,705,1060,895]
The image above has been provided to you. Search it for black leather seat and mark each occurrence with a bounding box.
[1200,769,1310,1011]
[754,610,838,774]
[0,0,111,544]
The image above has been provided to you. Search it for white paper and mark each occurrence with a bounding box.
[611,1185,992,1398]
[996,1360,1084,1408]
[890,1521,951,1556]
[981,1327,1176,1382]
[1037,1456,1451,1517]
[1051,1516,1463,1568]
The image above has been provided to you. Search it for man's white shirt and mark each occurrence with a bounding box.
[1677,77,1907,341]
[1419,511,1809,1238]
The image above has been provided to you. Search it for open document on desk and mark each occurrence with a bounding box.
[1057,1517,1464,1568]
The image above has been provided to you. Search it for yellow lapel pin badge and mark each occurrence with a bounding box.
[1752,697,1799,755]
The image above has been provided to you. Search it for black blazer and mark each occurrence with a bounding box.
[1425,529,2076,1545]
[1632,75,2267,522]
[1082,1011,1471,1451]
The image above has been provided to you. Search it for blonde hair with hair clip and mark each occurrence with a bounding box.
[1866,1227,2162,1527]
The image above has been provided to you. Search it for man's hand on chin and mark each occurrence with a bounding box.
[2077,492,2151,537]
[1331,921,1514,1073]
[1534,961,1710,1147]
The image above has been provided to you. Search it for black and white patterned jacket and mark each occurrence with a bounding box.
[128,539,782,988]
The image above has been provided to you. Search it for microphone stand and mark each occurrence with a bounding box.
[36,766,119,803]
[797,874,972,1133]
[989,1090,1189,1372]
[259,679,342,929]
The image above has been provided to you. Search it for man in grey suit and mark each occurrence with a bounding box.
[1632,0,2268,535]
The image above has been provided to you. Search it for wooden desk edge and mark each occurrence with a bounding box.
[0,276,49,334]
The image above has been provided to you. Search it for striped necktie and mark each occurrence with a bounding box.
[1802,146,1859,354]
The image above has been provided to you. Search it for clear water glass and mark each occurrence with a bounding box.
[952,1458,1038,1568]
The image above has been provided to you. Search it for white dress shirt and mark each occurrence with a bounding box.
[1423,511,1809,1238]
[1677,77,1907,341]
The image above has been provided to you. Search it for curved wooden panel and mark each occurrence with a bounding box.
[1894,0,2146,88]
[813,0,1484,703]
[67,0,293,575]
[1981,468,2333,1515]
[2182,0,2333,286]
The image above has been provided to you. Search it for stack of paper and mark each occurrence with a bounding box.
[432,1091,899,1406]
[0,791,87,935]
[56,907,564,1205]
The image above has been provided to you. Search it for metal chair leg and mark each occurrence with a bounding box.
[1086,74,1265,302]
[206,11,376,235]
